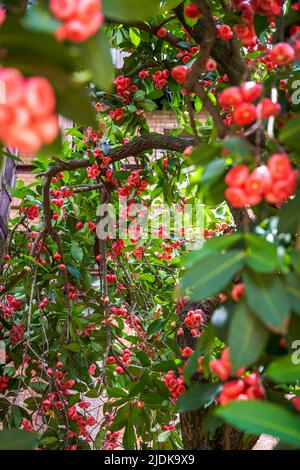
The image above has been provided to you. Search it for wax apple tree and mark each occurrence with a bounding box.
[0,0,300,451]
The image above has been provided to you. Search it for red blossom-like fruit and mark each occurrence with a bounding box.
[267,153,292,180]
[225,165,250,187]
[184,2,201,18]
[76,221,84,230]
[233,102,257,126]
[245,165,272,195]
[270,42,295,66]
[219,86,244,108]
[157,27,167,38]
[240,81,263,102]
[171,65,189,84]
[257,98,281,119]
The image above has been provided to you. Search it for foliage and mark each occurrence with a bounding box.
[0,0,300,451]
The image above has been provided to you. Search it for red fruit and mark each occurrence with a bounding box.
[271,42,295,66]
[218,25,233,40]
[240,81,263,102]
[244,372,260,387]
[157,27,167,38]
[184,2,201,18]
[205,58,217,71]
[233,102,257,126]
[210,359,231,381]
[183,145,194,157]
[291,396,300,412]
[115,366,124,374]
[225,187,247,208]
[171,65,189,84]
[53,252,62,260]
[257,98,281,119]
[245,165,272,195]
[219,87,244,108]
[76,221,84,230]
[181,347,193,358]
[231,283,245,302]
[225,165,250,187]
[267,153,292,181]
[222,380,246,398]
[107,356,116,364]
[59,263,65,271]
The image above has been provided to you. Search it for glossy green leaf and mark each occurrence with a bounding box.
[80,29,113,91]
[0,430,38,450]
[223,136,251,159]
[244,270,290,332]
[216,401,300,447]
[244,234,278,273]
[182,250,245,300]
[102,0,161,21]
[229,301,269,371]
[266,355,300,383]
[176,383,222,412]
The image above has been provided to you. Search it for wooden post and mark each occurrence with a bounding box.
[0,156,16,257]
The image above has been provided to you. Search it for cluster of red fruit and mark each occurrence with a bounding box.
[217,373,265,406]
[117,170,148,198]
[93,147,111,168]
[225,153,298,207]
[163,370,186,400]
[204,222,229,239]
[183,309,204,337]
[210,348,244,381]
[109,107,124,121]
[1,294,22,319]
[176,45,200,64]
[0,68,58,153]
[9,323,24,344]
[219,81,281,127]
[114,76,138,104]
[67,405,97,439]
[153,70,169,89]
[50,0,103,42]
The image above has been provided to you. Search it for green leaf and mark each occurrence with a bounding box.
[102,0,161,21]
[278,191,300,234]
[253,14,269,37]
[123,423,136,450]
[176,383,222,412]
[266,356,300,383]
[40,436,58,446]
[80,29,113,92]
[0,430,38,450]
[23,6,61,33]
[129,27,141,47]
[182,250,245,300]
[190,144,221,166]
[63,342,81,352]
[229,301,269,371]
[244,234,278,273]
[223,136,251,159]
[160,0,184,10]
[200,158,226,188]
[71,241,84,263]
[279,113,300,150]
[147,318,166,336]
[158,430,171,442]
[285,273,300,316]
[244,270,290,332]
[216,401,300,448]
